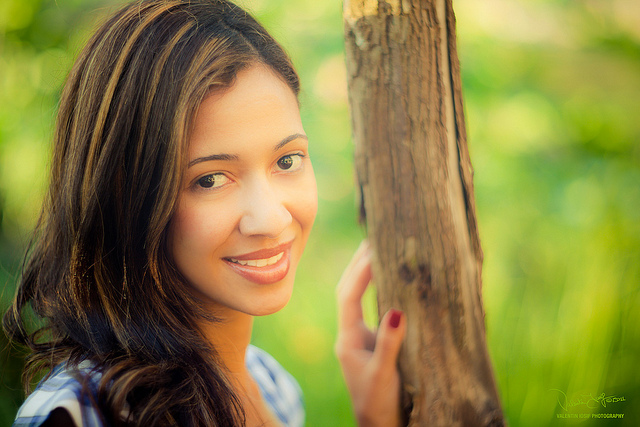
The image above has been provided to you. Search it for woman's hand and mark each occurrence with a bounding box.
[335,241,407,427]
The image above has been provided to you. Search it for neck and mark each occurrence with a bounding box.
[201,309,254,380]
[200,309,280,426]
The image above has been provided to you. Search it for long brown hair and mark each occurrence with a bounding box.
[3,0,299,425]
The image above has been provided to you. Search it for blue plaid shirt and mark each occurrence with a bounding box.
[13,345,304,426]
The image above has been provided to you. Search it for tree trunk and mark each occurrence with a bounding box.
[343,1,505,425]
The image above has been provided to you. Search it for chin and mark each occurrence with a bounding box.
[249,292,292,317]
[248,269,298,316]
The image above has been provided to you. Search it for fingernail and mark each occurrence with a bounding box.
[389,309,402,328]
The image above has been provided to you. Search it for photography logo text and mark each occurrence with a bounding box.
[551,389,625,420]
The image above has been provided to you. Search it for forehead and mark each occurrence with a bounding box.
[189,64,303,157]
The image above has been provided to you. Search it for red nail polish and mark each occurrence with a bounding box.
[389,309,402,328]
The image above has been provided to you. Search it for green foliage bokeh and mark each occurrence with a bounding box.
[1,0,638,425]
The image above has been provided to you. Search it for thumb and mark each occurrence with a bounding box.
[372,308,406,370]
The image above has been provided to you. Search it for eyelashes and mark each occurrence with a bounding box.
[196,173,230,190]
[276,153,304,172]
[193,153,306,191]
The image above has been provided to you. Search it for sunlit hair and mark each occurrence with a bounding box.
[3,0,299,425]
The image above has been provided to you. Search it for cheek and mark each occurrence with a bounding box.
[293,173,318,233]
[169,198,237,263]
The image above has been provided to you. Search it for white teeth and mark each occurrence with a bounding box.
[230,252,284,267]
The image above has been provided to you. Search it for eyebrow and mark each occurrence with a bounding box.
[188,133,308,168]
[273,133,307,151]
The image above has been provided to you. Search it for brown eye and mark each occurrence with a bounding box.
[196,173,229,189]
[278,155,294,170]
[198,175,215,188]
[276,154,303,172]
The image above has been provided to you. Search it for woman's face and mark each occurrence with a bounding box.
[168,64,317,317]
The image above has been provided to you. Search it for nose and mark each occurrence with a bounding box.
[238,179,292,238]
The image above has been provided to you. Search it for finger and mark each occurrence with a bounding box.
[372,309,406,372]
[336,241,372,332]
[336,240,370,298]
[337,250,371,309]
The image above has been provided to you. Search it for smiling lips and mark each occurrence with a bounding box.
[223,242,292,284]
[229,252,284,267]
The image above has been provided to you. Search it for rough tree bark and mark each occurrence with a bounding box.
[343,1,505,425]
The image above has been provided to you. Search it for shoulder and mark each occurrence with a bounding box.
[246,345,305,427]
[13,362,105,427]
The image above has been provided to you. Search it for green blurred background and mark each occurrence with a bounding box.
[1,0,638,425]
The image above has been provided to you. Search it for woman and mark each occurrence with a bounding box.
[4,1,406,425]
